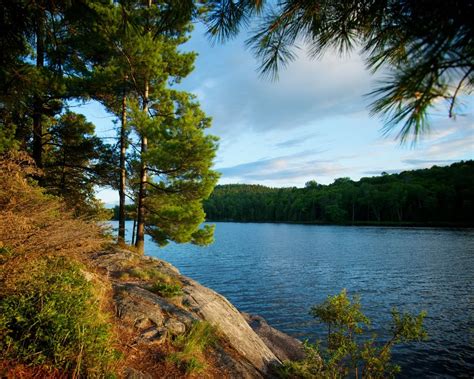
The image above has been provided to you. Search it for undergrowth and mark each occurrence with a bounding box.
[0,256,119,376]
[168,321,217,374]
[150,282,183,298]
[0,152,120,376]
[123,266,184,298]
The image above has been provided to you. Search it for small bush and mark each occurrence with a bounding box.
[149,282,183,298]
[279,289,427,378]
[168,321,217,374]
[0,256,119,376]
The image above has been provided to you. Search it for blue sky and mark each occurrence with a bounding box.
[86,24,474,205]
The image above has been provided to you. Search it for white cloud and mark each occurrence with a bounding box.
[183,28,376,138]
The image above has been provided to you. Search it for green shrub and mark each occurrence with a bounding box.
[168,321,217,374]
[0,256,119,376]
[149,282,183,298]
[279,289,427,378]
[130,268,184,298]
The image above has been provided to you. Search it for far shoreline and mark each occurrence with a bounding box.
[203,219,474,229]
[110,218,474,229]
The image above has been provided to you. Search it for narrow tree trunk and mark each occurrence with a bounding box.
[135,81,149,253]
[118,77,128,245]
[33,12,45,169]
[132,215,137,245]
[135,0,152,253]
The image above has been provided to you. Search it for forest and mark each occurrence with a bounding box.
[0,1,219,251]
[204,161,474,226]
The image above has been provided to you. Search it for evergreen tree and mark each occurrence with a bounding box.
[74,1,218,250]
[42,111,116,217]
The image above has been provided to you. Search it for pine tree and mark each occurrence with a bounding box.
[205,0,474,141]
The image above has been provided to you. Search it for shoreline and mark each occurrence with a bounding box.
[192,219,474,229]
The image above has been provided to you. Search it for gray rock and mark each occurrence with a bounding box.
[92,248,300,377]
[115,283,198,328]
[139,326,167,344]
[211,344,265,379]
[182,277,281,375]
[115,284,166,328]
[242,313,306,362]
[164,319,186,336]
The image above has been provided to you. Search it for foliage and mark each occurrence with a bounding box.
[0,153,120,375]
[149,282,184,298]
[204,161,474,226]
[0,255,119,376]
[113,204,136,221]
[42,111,117,217]
[128,92,219,248]
[168,321,218,374]
[279,289,427,378]
[0,1,219,246]
[205,0,474,140]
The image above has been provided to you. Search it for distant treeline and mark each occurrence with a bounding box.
[203,161,474,226]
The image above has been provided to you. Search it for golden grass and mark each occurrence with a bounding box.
[0,152,105,264]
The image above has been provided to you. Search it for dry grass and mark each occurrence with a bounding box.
[0,152,106,270]
[0,152,105,255]
[0,360,68,378]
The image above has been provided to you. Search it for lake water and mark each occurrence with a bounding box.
[115,221,474,378]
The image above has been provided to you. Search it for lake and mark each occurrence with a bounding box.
[115,221,474,378]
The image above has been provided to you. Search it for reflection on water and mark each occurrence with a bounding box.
[114,221,474,378]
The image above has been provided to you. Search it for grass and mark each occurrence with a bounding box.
[167,321,217,375]
[124,266,184,298]
[128,267,160,281]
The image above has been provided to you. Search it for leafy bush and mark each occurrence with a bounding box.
[168,321,217,374]
[0,256,119,376]
[280,289,427,378]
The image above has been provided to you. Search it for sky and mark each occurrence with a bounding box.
[85,23,474,205]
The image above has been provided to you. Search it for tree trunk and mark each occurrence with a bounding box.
[33,11,45,169]
[135,0,152,253]
[132,213,137,246]
[118,78,128,244]
[135,81,149,253]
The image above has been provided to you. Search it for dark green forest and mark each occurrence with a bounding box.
[203,161,474,226]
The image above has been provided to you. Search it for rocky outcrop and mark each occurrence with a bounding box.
[242,313,305,362]
[91,248,303,378]
[182,276,280,374]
